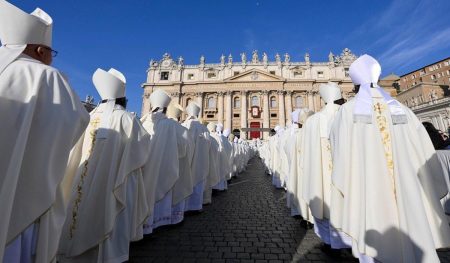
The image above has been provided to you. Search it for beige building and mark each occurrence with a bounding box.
[395,57,450,131]
[141,48,361,139]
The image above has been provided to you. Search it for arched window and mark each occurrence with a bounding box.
[186,98,192,106]
[234,97,241,108]
[295,96,303,107]
[270,96,277,108]
[207,97,216,109]
[251,96,259,106]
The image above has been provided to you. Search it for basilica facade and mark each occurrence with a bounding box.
[141,48,359,139]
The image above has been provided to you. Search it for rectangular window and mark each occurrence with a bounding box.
[187,74,194,80]
[206,114,214,118]
[293,71,303,77]
[437,73,441,78]
[317,71,324,78]
[207,72,217,78]
[445,61,449,66]
[429,66,434,72]
[447,70,450,76]
[234,71,240,76]
[233,113,240,117]
[431,75,436,80]
[270,71,276,75]
[160,71,169,80]
[344,68,349,77]
[270,113,277,118]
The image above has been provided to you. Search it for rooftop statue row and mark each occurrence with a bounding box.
[149,48,357,69]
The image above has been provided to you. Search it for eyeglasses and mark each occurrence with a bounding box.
[39,46,58,58]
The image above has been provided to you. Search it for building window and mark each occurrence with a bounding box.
[207,97,216,109]
[344,68,349,77]
[251,96,259,106]
[420,70,425,75]
[186,98,192,106]
[234,71,240,76]
[447,70,450,76]
[187,73,194,80]
[160,71,169,80]
[295,96,303,107]
[234,97,241,108]
[233,113,240,117]
[271,113,277,118]
[207,114,214,118]
[207,72,217,78]
[270,71,276,75]
[293,71,303,78]
[317,71,324,78]
[431,75,436,80]
[270,96,277,108]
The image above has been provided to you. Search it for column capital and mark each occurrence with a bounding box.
[276,90,285,95]
[240,90,248,96]
[194,92,203,97]
[217,91,226,96]
[285,90,292,96]
[260,90,269,96]
[225,90,233,96]
[169,92,180,97]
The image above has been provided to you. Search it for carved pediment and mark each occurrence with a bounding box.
[224,69,285,82]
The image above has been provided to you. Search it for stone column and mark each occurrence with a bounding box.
[262,90,270,139]
[240,90,248,139]
[218,91,225,124]
[195,92,204,119]
[285,91,293,123]
[225,91,233,131]
[307,91,314,111]
[277,90,286,127]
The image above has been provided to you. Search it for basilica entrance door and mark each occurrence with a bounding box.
[250,122,261,139]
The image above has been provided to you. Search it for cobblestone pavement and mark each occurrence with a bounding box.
[129,157,450,263]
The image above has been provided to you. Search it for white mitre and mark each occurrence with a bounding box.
[319,82,342,104]
[150,89,171,111]
[223,129,231,137]
[93,68,126,100]
[290,109,301,124]
[349,54,381,86]
[167,102,184,120]
[350,54,405,122]
[207,122,217,133]
[186,102,201,118]
[216,123,224,133]
[298,109,314,125]
[92,68,126,139]
[0,1,53,73]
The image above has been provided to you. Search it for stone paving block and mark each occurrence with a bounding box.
[128,158,450,263]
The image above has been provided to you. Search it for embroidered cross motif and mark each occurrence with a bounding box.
[374,102,383,114]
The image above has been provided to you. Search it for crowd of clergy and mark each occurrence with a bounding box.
[0,2,256,263]
[259,54,450,262]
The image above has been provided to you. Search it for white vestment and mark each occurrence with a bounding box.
[204,135,220,204]
[183,118,211,211]
[141,112,188,233]
[58,104,151,263]
[301,104,341,245]
[0,54,89,263]
[211,133,228,190]
[330,90,450,263]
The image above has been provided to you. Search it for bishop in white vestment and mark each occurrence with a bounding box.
[167,102,194,224]
[58,68,151,263]
[301,82,347,248]
[0,2,89,262]
[330,55,450,263]
[141,90,189,233]
[183,102,212,211]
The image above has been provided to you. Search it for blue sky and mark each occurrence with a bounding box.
[9,0,450,114]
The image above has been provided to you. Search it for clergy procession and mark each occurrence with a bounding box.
[0,2,255,262]
[1,1,450,263]
[260,55,450,263]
